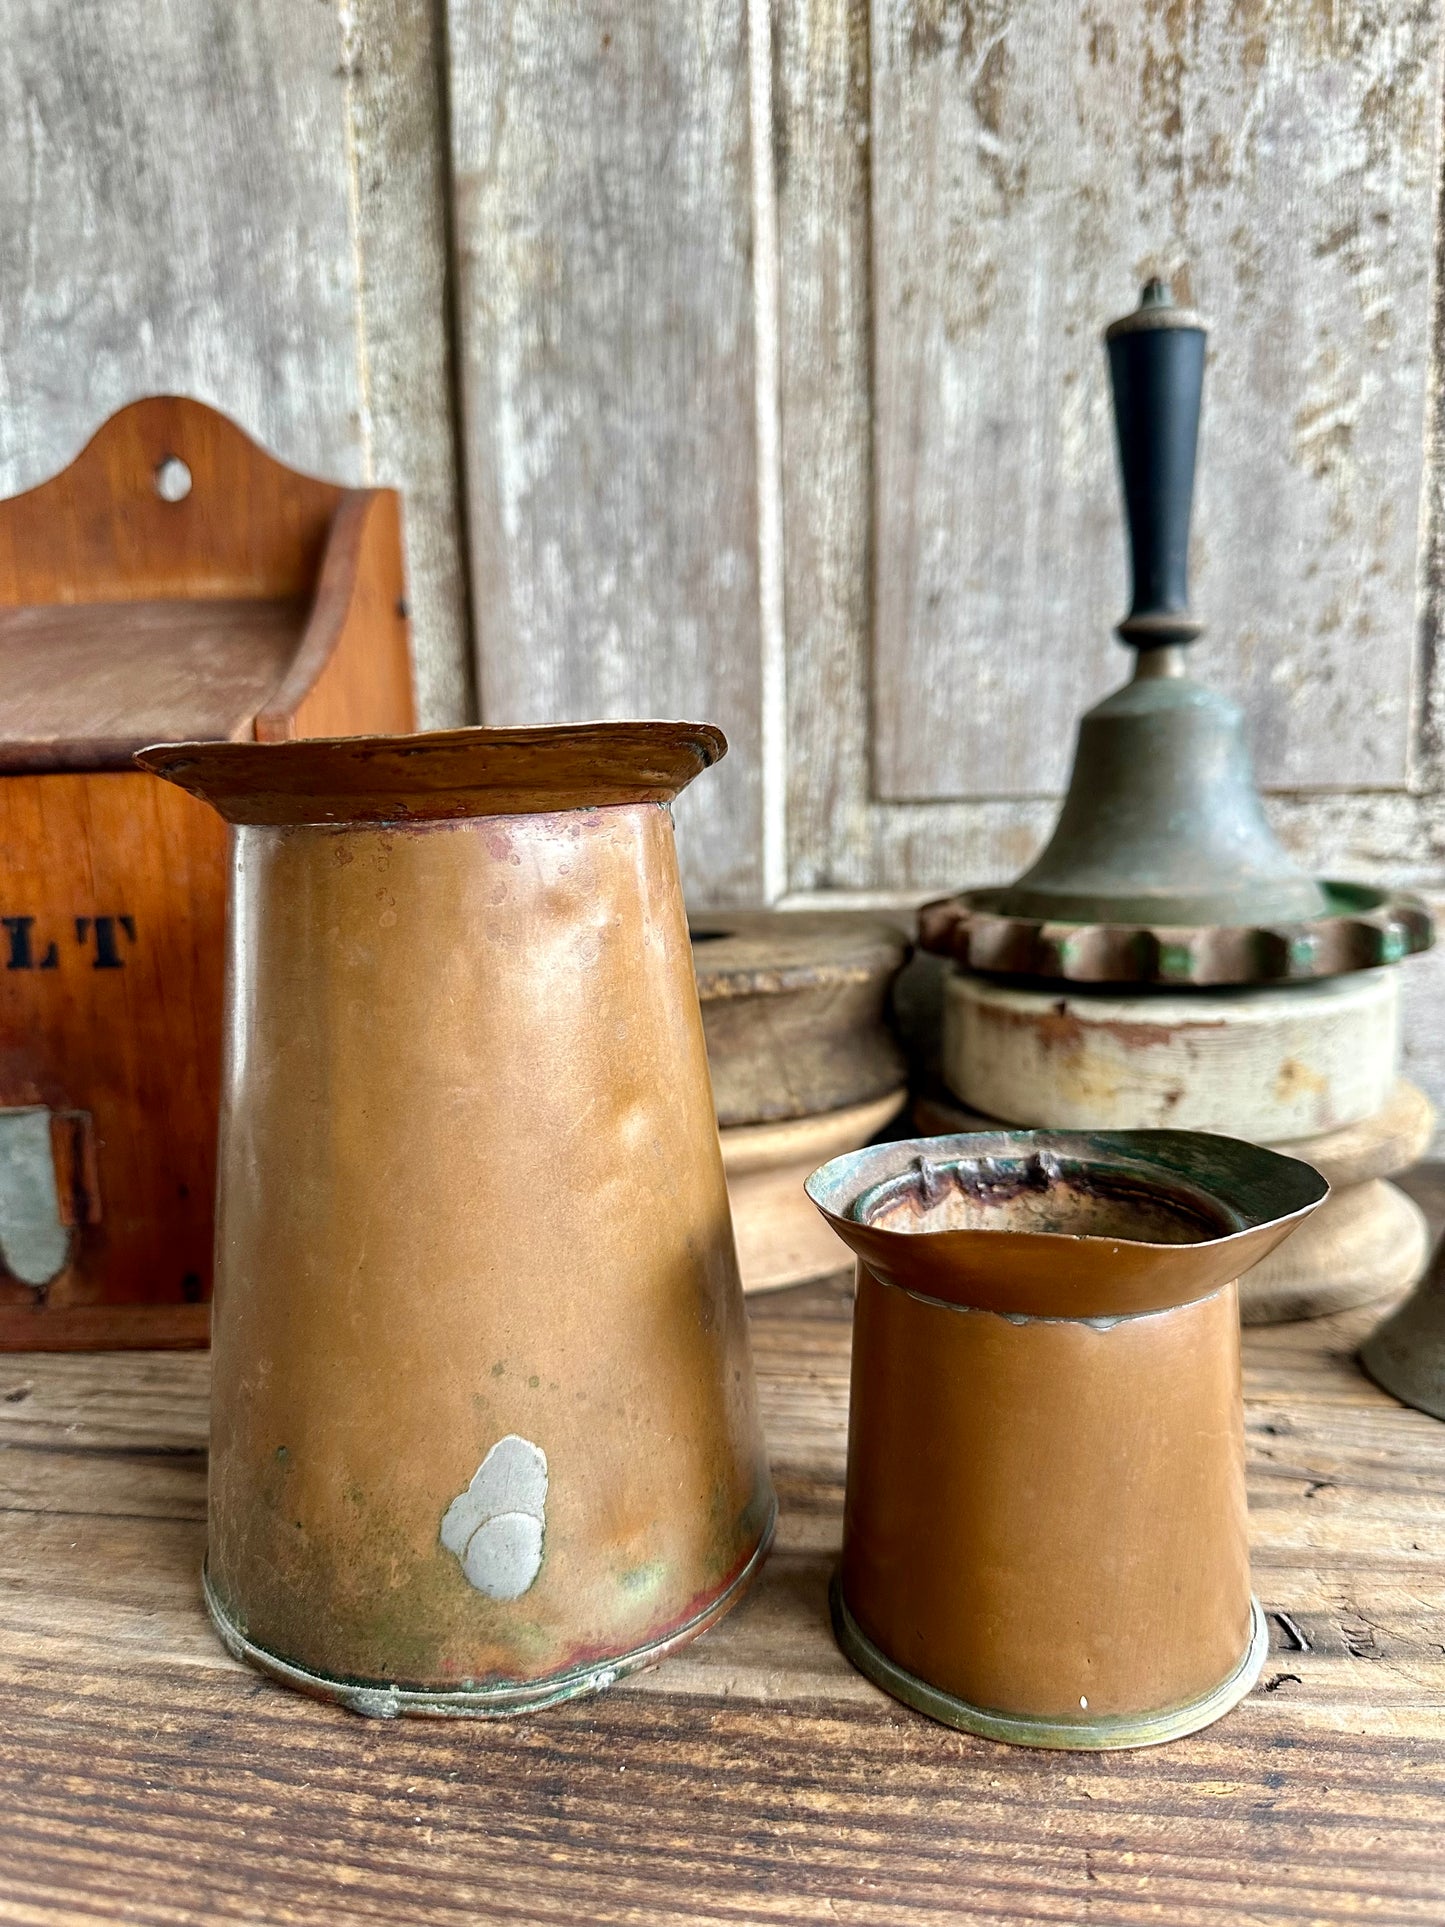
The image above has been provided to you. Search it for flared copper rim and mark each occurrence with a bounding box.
[805,1130,1328,1319]
[135,720,728,824]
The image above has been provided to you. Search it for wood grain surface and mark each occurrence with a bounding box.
[2,1179,1443,1924]
[7,0,1445,1114]
[254,491,417,746]
[0,601,304,769]
[446,0,764,904]
[769,0,1445,1178]
[7,0,1445,1148]
[0,5,366,495]
[340,0,475,732]
[0,398,342,613]
[690,912,910,1124]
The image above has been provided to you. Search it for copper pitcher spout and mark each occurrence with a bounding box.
[138,722,775,1716]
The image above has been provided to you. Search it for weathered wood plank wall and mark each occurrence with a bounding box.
[777,0,1445,885]
[4,0,1445,1104]
[445,0,765,900]
[868,0,1439,802]
[0,0,471,729]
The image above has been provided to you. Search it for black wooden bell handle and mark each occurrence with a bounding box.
[1106,279,1206,650]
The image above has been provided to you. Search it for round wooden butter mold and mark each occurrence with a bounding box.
[692,911,911,1127]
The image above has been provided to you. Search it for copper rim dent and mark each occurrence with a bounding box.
[137,723,776,1717]
[806,1131,1327,1749]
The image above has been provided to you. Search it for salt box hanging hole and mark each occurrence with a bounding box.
[154,456,192,503]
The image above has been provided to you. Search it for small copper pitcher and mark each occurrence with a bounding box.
[807,1130,1326,1749]
[139,723,775,1716]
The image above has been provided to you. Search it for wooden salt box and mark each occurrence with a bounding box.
[0,397,415,1349]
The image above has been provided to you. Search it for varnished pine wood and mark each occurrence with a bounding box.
[1,1203,1443,1924]
[0,402,415,774]
[0,397,342,608]
[255,491,416,743]
[0,599,307,772]
[10,0,1445,1147]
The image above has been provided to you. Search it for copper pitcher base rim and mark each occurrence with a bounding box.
[830,1577,1268,1750]
[202,1505,776,1719]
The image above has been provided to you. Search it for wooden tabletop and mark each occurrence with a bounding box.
[3,1184,1444,1925]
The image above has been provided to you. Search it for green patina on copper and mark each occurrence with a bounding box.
[619,1560,667,1596]
[203,1502,776,1720]
[207,1415,777,1705]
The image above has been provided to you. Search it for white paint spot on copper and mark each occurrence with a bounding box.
[461,1511,545,1601]
[441,1435,548,1600]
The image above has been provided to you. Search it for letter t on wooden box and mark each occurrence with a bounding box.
[0,398,416,1348]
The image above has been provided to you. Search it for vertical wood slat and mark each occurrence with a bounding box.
[776,0,876,896]
[777,0,1064,896]
[0,0,473,730]
[869,0,1442,802]
[446,0,764,903]
[342,0,475,730]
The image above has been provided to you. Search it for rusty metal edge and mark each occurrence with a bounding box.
[830,1577,1268,1751]
[917,885,1433,987]
[202,1499,776,1720]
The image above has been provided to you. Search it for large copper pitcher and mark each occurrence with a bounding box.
[139,723,775,1716]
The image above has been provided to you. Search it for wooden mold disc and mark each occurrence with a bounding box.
[692,912,911,1127]
[1238,1179,1429,1325]
[721,1089,906,1294]
[942,967,1401,1140]
[1269,1079,1434,1188]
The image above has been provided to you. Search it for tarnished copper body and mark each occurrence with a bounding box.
[138,724,775,1716]
[807,1131,1326,1749]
